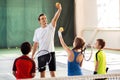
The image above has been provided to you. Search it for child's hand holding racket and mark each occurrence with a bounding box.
[58,27,64,37]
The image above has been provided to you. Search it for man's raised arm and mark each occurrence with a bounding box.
[51,3,62,27]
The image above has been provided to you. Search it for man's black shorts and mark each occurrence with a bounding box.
[37,52,56,72]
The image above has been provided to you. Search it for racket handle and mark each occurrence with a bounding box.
[106,67,109,72]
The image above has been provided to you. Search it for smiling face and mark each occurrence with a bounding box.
[38,14,47,28]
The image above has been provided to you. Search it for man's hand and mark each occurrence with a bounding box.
[56,2,62,10]
[51,2,62,27]
[31,56,35,60]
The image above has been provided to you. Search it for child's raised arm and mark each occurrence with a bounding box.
[58,27,72,55]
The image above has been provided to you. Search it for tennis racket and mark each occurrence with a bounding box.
[36,50,52,69]
[82,28,99,61]
[82,44,93,61]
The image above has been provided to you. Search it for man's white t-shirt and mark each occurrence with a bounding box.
[33,23,55,56]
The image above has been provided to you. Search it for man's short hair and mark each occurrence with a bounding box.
[38,13,45,21]
[20,42,31,55]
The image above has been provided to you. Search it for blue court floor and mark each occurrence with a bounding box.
[0,48,120,80]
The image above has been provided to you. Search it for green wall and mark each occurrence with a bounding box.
[0,0,74,48]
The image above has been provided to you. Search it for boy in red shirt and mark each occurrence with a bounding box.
[12,42,36,79]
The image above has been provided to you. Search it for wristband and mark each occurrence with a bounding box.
[58,31,62,37]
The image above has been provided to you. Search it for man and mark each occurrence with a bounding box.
[32,3,62,78]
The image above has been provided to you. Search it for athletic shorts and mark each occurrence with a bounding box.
[37,52,56,72]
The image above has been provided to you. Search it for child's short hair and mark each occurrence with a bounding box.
[20,42,31,55]
[97,39,105,49]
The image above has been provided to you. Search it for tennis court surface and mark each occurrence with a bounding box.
[0,48,120,80]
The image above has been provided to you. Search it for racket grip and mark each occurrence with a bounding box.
[93,71,97,74]
[106,67,109,72]
[58,31,62,37]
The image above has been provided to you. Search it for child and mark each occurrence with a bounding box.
[58,29,85,76]
[12,42,36,79]
[94,39,106,75]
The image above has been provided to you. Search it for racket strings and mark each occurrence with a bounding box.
[83,45,93,61]
[35,50,52,70]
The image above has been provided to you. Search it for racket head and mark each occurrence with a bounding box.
[36,50,51,69]
[83,44,93,61]
[37,50,49,57]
